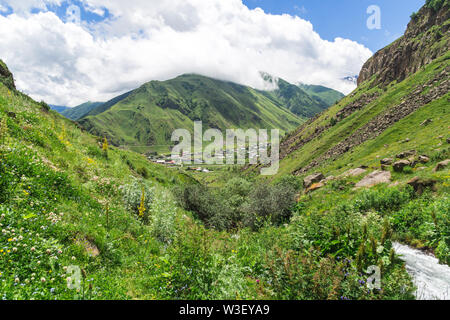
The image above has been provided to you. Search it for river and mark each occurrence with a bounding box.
[394,242,450,300]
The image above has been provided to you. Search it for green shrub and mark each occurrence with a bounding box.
[119,180,155,222]
[137,166,149,179]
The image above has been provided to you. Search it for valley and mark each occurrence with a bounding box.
[0,0,449,302]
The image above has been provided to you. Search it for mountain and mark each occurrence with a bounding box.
[50,105,70,113]
[298,84,345,107]
[60,101,104,121]
[260,73,343,118]
[78,74,306,152]
[261,1,449,178]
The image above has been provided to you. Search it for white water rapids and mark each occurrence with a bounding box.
[393,242,450,300]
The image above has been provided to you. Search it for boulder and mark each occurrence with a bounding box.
[355,171,391,188]
[303,173,325,189]
[433,159,450,172]
[306,182,324,193]
[396,150,416,159]
[393,160,411,172]
[380,158,394,165]
[407,177,437,195]
[341,167,367,178]
[418,155,430,164]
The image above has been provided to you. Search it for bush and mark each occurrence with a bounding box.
[175,178,297,231]
[425,0,447,11]
[39,101,50,112]
[119,180,155,222]
[150,190,176,244]
[137,167,149,179]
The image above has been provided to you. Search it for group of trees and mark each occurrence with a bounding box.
[174,176,300,231]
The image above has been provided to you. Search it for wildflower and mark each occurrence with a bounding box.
[15,278,20,283]
[31,247,36,252]
[41,277,46,283]
[12,247,17,252]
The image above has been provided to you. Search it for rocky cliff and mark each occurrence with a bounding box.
[0,59,15,90]
[358,3,449,87]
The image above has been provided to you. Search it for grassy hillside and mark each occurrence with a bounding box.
[0,76,198,299]
[0,60,419,301]
[60,102,104,121]
[79,74,306,153]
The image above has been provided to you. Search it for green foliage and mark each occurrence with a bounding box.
[119,180,155,222]
[425,0,448,11]
[39,101,50,112]
[137,166,149,179]
[175,177,297,231]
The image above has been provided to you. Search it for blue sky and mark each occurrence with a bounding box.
[243,0,425,52]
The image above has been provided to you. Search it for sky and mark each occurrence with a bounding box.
[0,0,425,106]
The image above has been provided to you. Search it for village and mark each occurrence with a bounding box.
[147,143,268,173]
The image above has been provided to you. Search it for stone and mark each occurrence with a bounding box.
[303,173,325,189]
[418,155,430,164]
[341,167,367,178]
[447,138,450,144]
[433,159,450,172]
[420,119,433,126]
[380,158,394,165]
[397,150,416,159]
[393,160,411,172]
[306,182,324,193]
[355,171,391,188]
[407,177,437,195]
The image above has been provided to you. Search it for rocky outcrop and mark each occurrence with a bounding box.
[433,159,450,172]
[0,59,15,90]
[358,4,450,87]
[393,160,411,172]
[303,173,325,189]
[407,177,437,195]
[355,171,391,188]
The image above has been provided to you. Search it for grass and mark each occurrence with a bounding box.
[0,78,421,300]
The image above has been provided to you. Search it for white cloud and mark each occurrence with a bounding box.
[0,0,372,106]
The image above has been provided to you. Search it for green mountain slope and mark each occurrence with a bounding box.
[79,74,305,152]
[270,2,449,178]
[61,101,104,121]
[260,73,342,118]
[298,84,345,107]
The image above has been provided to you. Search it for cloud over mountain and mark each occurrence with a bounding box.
[0,0,372,106]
